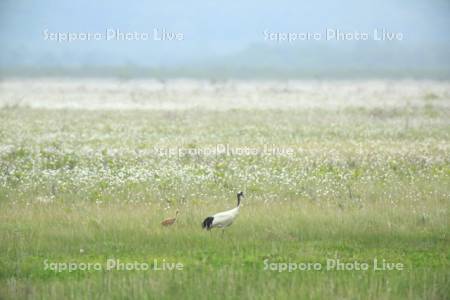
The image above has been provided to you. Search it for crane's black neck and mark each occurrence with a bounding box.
[237,193,242,207]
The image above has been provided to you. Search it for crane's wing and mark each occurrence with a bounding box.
[211,207,239,227]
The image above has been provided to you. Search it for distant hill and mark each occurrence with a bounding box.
[2,41,449,79]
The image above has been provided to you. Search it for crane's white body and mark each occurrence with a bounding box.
[210,206,240,228]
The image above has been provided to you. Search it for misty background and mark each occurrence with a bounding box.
[1,0,449,78]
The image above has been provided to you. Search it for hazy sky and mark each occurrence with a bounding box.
[1,0,449,69]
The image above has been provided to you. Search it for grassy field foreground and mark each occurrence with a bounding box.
[0,201,448,299]
[0,91,449,299]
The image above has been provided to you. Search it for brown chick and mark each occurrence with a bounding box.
[161,210,179,226]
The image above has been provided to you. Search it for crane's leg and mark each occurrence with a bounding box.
[222,229,225,237]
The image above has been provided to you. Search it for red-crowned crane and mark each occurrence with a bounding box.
[202,192,244,233]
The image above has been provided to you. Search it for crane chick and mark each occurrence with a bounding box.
[161,209,179,226]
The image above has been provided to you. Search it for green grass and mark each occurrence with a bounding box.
[0,103,449,299]
[1,201,448,299]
